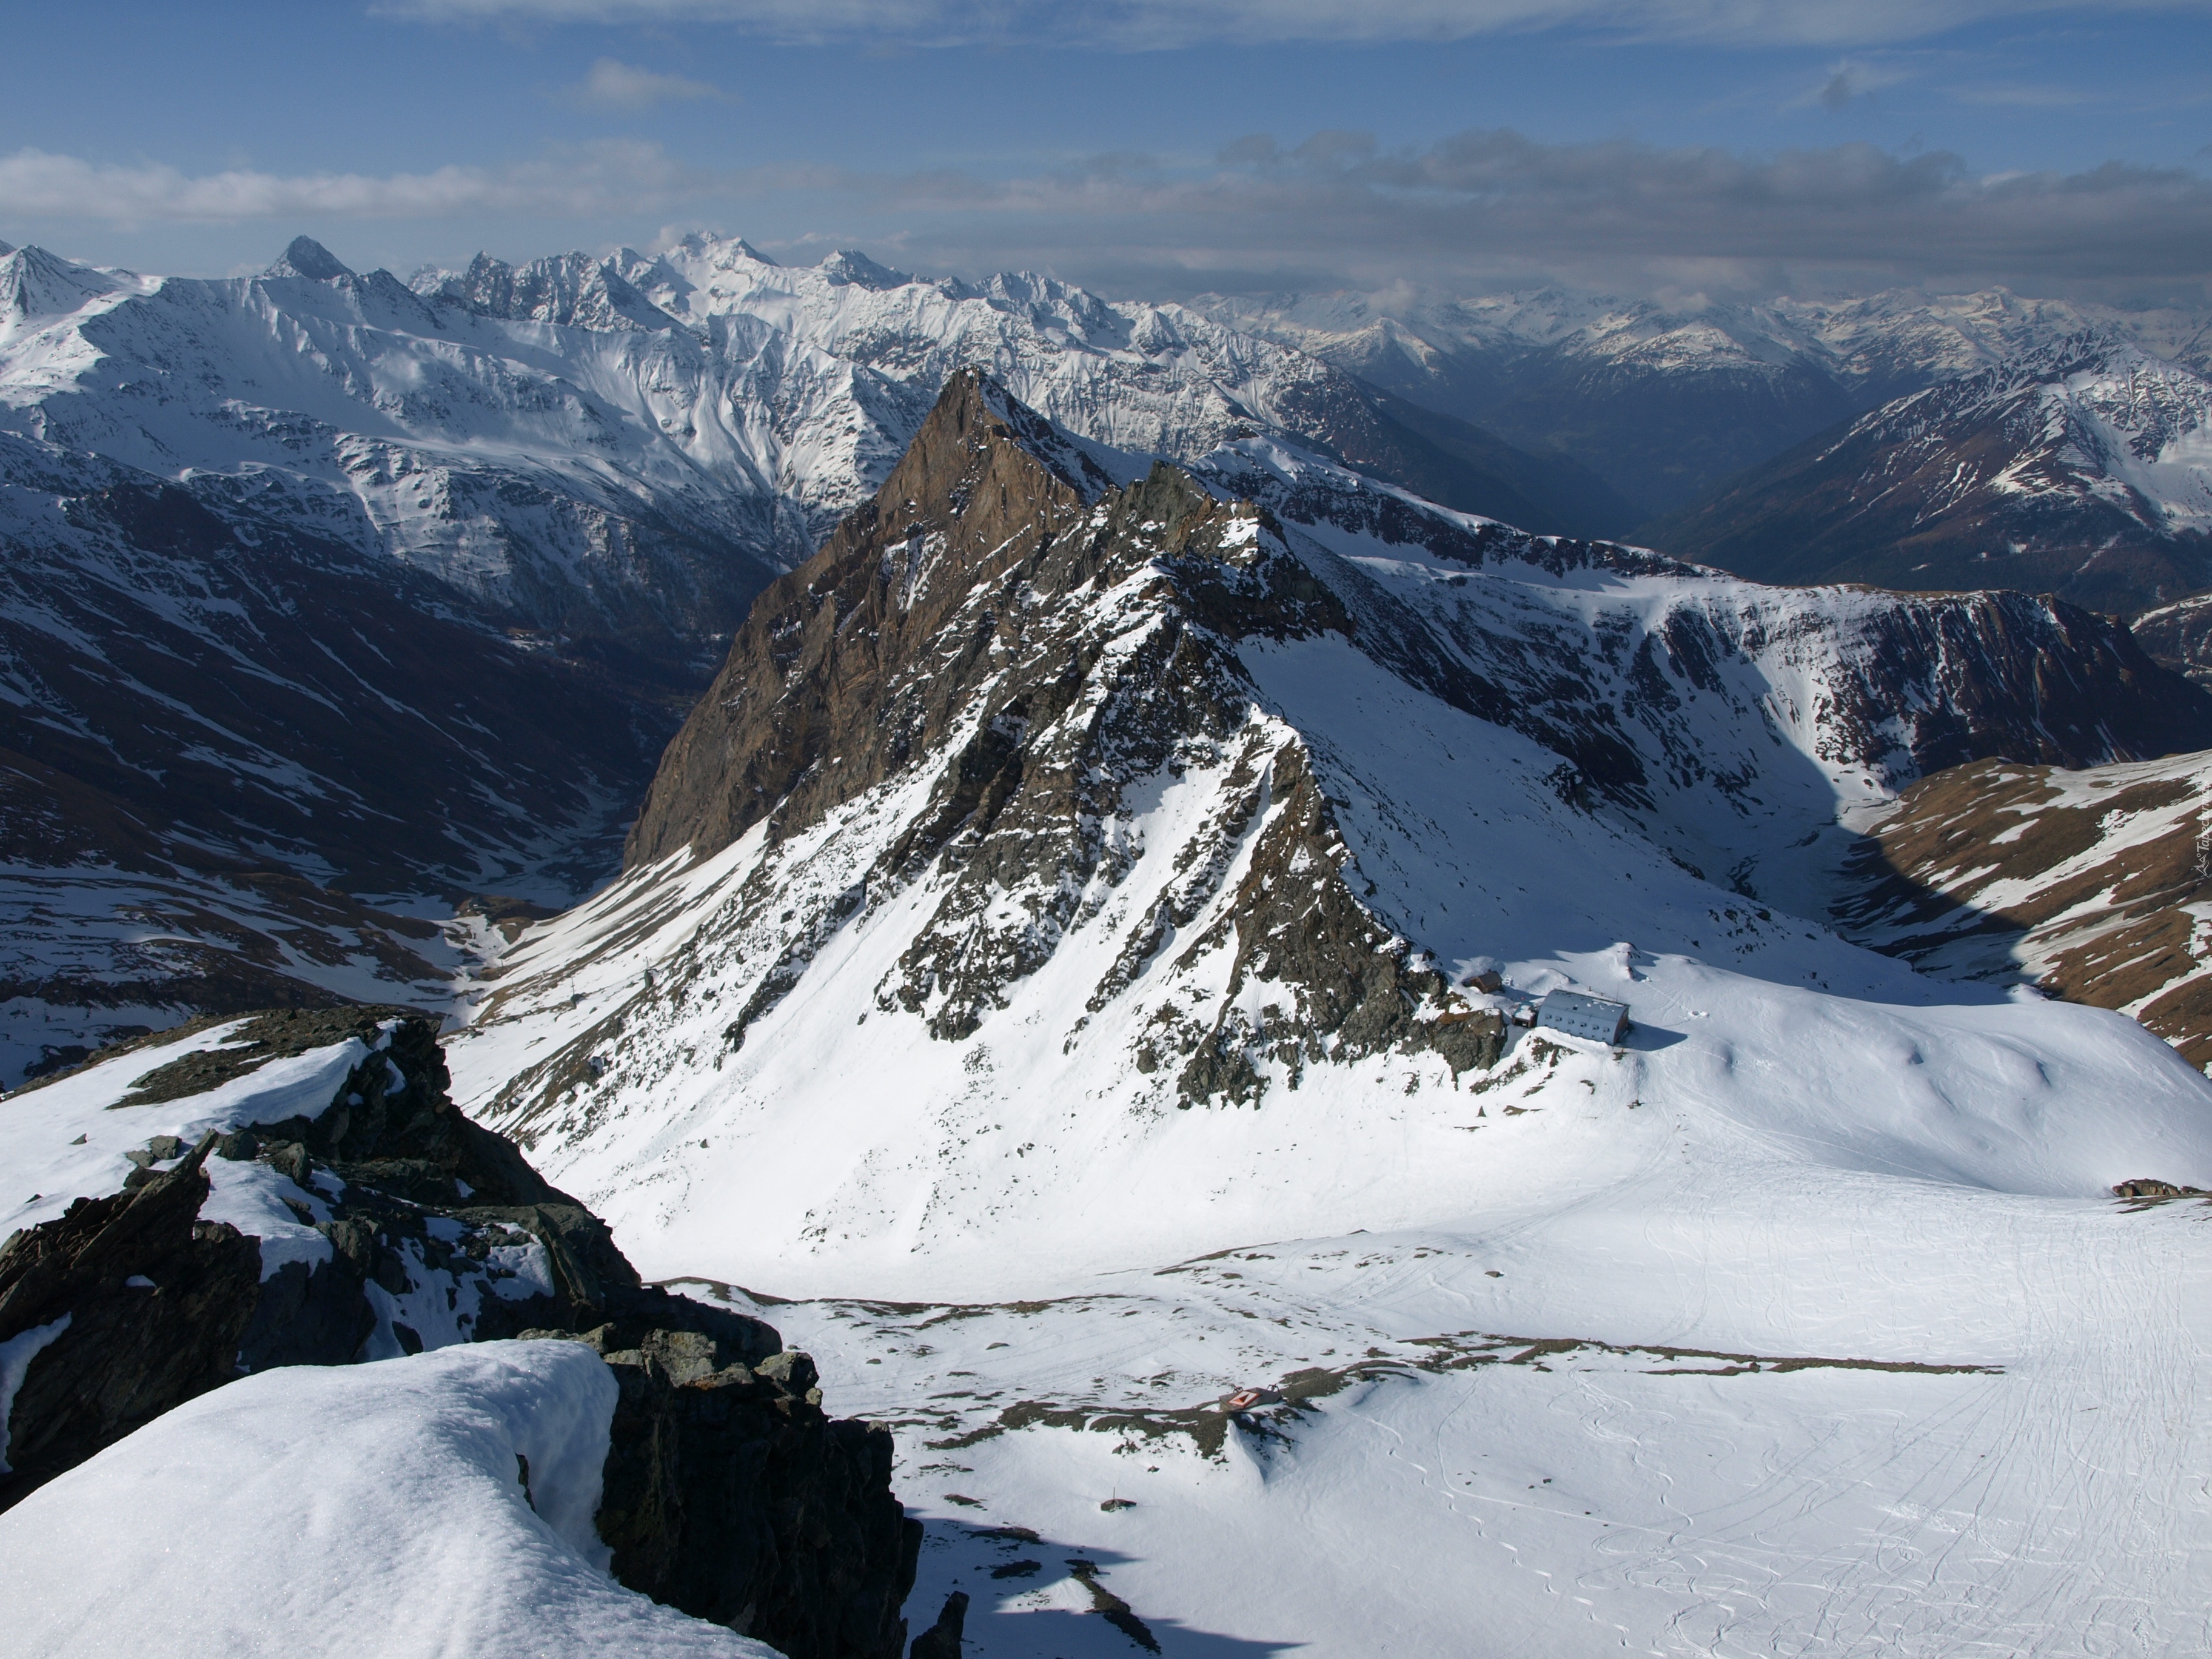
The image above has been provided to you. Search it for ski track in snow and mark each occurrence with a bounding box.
[714,1171,2209,1658]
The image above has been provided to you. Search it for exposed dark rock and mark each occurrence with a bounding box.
[2133,593,2212,686]
[1171,741,1507,1107]
[2113,1178,2204,1198]
[0,1009,916,1659]
[0,1138,260,1500]
[540,1323,920,1659]
[625,367,1125,871]
[910,1590,970,1659]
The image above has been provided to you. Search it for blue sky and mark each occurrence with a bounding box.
[2,0,2207,301]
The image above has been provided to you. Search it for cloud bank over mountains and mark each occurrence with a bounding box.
[4,126,2205,303]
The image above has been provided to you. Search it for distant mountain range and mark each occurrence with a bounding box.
[1198,284,2212,520]
[1641,337,2212,615]
[6,230,2212,1081]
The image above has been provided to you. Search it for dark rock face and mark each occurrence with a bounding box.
[0,1009,915,1659]
[545,1322,920,1659]
[0,1139,261,1499]
[1168,742,1507,1107]
[910,1591,970,1659]
[626,368,1127,871]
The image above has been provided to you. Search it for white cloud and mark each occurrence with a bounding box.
[0,141,699,223]
[384,0,2212,50]
[569,58,724,109]
[829,129,2212,299]
[1787,57,1917,112]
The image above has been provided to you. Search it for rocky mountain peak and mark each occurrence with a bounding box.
[266,236,353,283]
[0,244,121,332]
[424,248,675,332]
[623,368,1134,871]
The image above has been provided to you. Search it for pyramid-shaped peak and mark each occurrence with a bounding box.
[817,250,911,291]
[666,231,775,266]
[268,236,353,281]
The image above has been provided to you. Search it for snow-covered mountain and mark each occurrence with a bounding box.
[0,232,1636,1079]
[426,232,1639,541]
[1198,283,2212,515]
[7,228,2210,1088]
[450,372,2210,1282]
[1644,337,2212,614]
[437,373,2212,1655]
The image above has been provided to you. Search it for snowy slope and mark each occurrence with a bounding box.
[0,1340,777,1658]
[731,1155,2210,1657]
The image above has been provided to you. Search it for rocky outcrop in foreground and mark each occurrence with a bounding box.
[0,1007,917,1659]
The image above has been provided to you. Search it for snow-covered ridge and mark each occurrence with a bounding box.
[1823,335,2212,535]
[0,1341,779,1658]
[1199,281,2212,405]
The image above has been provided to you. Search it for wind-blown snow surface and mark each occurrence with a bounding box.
[0,1341,776,1658]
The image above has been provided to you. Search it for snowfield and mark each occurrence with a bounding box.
[746,1165,2210,1657]
[0,1341,779,1659]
